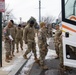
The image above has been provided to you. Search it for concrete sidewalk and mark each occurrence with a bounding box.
[0,41,31,75]
[0,36,54,75]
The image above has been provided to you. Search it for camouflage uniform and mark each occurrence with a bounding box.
[4,26,11,62]
[59,35,64,68]
[23,24,37,60]
[38,22,48,69]
[48,25,52,37]
[4,22,16,62]
[9,25,16,56]
[59,35,71,71]
[44,27,48,38]
[54,29,62,58]
[16,27,23,52]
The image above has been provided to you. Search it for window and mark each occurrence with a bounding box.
[62,0,76,25]
[65,0,76,21]
[66,45,76,60]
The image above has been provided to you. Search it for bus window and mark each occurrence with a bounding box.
[66,45,76,60]
[65,0,76,21]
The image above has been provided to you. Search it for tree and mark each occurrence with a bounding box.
[2,4,16,27]
[41,16,55,25]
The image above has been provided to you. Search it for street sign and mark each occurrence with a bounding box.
[0,0,5,12]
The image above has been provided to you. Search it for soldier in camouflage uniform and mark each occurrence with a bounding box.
[38,22,48,70]
[59,35,72,72]
[16,24,23,53]
[9,20,16,57]
[54,25,62,59]
[47,24,52,37]
[23,20,38,62]
[58,34,64,68]
[4,21,15,62]
[43,24,48,38]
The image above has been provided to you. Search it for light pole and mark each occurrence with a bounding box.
[20,17,22,24]
[0,12,2,67]
[39,0,41,24]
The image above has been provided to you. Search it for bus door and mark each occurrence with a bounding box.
[62,0,76,68]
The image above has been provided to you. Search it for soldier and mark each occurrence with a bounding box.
[15,24,23,53]
[9,20,16,57]
[58,34,64,69]
[47,24,52,38]
[23,20,38,62]
[38,22,48,70]
[59,35,72,72]
[43,24,48,38]
[54,25,62,59]
[4,21,14,62]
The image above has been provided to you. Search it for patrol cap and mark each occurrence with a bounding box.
[18,24,21,27]
[30,20,35,25]
[40,22,45,28]
[10,20,14,24]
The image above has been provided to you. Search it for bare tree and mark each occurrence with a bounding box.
[41,16,55,24]
[2,4,16,27]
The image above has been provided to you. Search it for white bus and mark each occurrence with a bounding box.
[62,0,76,68]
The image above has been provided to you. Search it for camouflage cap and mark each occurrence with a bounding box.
[10,20,14,24]
[40,22,46,28]
[30,20,35,25]
[18,24,21,27]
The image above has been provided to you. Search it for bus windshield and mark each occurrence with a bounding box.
[65,0,76,21]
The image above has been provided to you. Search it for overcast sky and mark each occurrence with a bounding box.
[5,0,61,23]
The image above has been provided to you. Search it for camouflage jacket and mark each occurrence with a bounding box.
[16,28,23,39]
[38,28,47,46]
[54,29,62,43]
[23,24,35,43]
[3,25,16,42]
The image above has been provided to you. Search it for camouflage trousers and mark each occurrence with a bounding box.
[39,44,48,66]
[59,44,71,71]
[16,38,23,50]
[24,41,37,58]
[39,50,48,66]
[4,41,11,57]
[55,42,59,57]
[59,43,63,68]
[11,40,15,53]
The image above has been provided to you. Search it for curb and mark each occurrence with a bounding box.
[8,54,32,75]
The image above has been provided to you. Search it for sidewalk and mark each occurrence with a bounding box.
[0,36,55,75]
[0,41,31,75]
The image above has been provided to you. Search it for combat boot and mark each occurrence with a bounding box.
[16,50,19,53]
[23,54,27,59]
[8,56,12,60]
[34,57,39,63]
[55,56,59,59]
[64,66,72,72]
[41,65,48,70]
[5,55,10,63]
